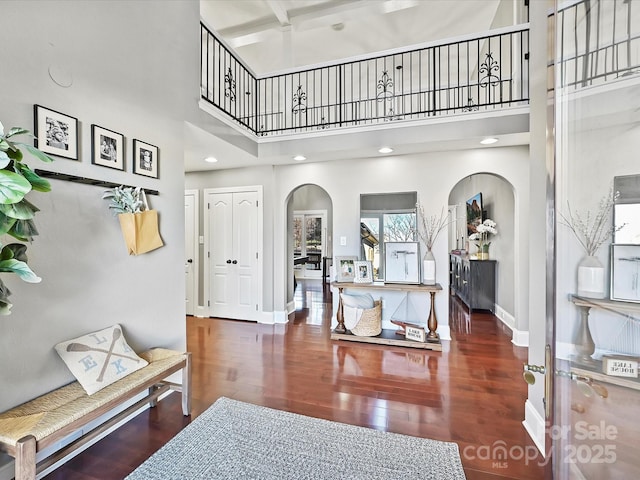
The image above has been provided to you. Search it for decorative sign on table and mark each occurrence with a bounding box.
[405,325,426,343]
[602,355,638,378]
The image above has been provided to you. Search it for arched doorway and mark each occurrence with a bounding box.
[448,173,518,340]
[285,184,333,314]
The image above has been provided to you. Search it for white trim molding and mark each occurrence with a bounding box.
[495,303,529,347]
[523,399,546,456]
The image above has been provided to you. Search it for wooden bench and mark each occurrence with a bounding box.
[0,348,191,480]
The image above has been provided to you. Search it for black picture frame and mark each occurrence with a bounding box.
[133,139,159,178]
[91,125,124,171]
[33,104,79,160]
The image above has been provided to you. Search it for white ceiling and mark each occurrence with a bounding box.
[188,0,526,172]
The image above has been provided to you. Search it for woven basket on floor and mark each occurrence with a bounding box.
[350,300,382,337]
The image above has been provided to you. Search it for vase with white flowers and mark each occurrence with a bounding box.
[415,204,453,284]
[559,188,623,298]
[469,219,497,260]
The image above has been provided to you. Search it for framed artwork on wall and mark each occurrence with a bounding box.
[133,139,159,178]
[354,261,373,284]
[335,256,358,283]
[91,125,124,170]
[384,241,420,284]
[610,244,640,303]
[33,104,78,160]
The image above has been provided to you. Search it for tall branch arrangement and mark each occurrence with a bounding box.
[559,188,623,257]
[415,204,453,251]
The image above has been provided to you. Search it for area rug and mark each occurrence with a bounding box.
[126,396,466,479]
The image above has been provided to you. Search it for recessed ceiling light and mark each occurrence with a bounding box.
[293,155,306,161]
[378,147,393,154]
[204,156,218,163]
[480,137,498,145]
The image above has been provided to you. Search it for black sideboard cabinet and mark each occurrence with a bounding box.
[449,253,496,312]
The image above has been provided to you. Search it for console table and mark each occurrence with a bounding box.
[330,282,443,351]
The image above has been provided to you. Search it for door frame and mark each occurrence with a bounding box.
[293,209,327,279]
[185,189,200,316]
[203,186,264,320]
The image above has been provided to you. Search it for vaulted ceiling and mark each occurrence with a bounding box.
[200,0,508,75]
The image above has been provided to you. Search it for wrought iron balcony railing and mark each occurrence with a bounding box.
[556,0,640,89]
[201,23,530,136]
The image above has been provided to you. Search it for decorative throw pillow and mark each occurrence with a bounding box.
[54,324,148,395]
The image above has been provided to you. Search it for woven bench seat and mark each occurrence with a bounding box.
[0,348,191,480]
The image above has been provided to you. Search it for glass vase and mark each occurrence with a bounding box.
[477,244,490,260]
[577,255,605,298]
[422,249,436,285]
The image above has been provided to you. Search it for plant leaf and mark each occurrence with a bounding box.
[16,163,51,192]
[9,218,38,241]
[0,199,36,220]
[18,143,54,163]
[0,211,17,236]
[0,170,31,204]
[0,258,41,283]
[0,151,10,167]
[6,127,31,138]
[3,243,28,262]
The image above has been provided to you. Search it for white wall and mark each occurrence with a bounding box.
[0,0,197,417]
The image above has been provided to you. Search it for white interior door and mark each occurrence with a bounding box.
[184,190,198,316]
[206,188,260,320]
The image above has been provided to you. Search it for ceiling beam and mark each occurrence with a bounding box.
[265,0,290,26]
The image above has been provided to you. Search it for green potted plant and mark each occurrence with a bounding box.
[0,120,54,314]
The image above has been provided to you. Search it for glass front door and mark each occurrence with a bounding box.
[552,1,640,477]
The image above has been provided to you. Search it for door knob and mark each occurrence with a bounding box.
[187,259,193,263]
[232,260,238,264]
[522,345,553,418]
[226,259,232,264]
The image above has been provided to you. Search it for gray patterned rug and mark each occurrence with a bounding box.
[127,396,466,479]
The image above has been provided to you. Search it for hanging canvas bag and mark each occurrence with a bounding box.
[118,190,164,255]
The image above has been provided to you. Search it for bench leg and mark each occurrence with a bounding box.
[182,352,192,416]
[149,385,159,407]
[15,435,36,480]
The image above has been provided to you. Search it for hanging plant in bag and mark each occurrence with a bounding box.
[103,186,163,255]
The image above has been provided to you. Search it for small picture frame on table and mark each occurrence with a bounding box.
[610,244,640,303]
[33,104,78,160]
[133,139,159,178]
[91,125,124,170]
[384,241,420,284]
[335,256,358,283]
[354,260,373,284]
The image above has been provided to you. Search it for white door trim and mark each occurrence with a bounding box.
[185,189,199,316]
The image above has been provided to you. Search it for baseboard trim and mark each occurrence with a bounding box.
[437,325,451,341]
[286,301,295,315]
[494,303,529,347]
[194,305,208,318]
[272,310,289,324]
[523,399,546,456]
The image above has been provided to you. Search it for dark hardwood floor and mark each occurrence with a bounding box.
[46,279,545,479]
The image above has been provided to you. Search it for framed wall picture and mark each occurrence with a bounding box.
[384,241,420,284]
[335,256,358,283]
[91,125,124,170]
[33,104,78,160]
[133,139,159,178]
[354,260,373,284]
[610,244,640,303]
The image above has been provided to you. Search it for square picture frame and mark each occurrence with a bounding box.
[91,125,124,170]
[33,104,78,160]
[384,241,420,284]
[133,139,159,178]
[335,256,358,283]
[354,260,373,284]
[610,244,640,303]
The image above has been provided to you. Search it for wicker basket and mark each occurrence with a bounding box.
[349,300,382,337]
